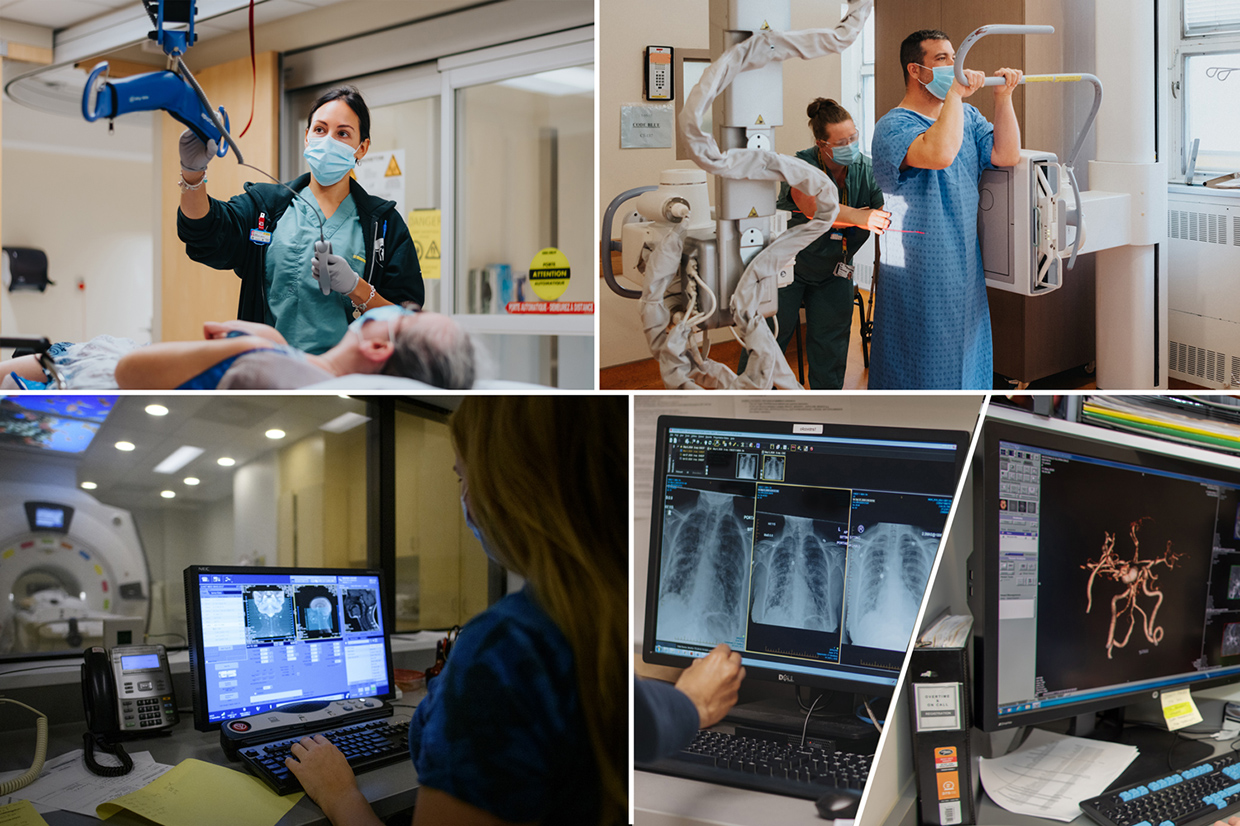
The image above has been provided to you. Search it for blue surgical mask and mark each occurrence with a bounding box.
[915,64,956,101]
[347,304,417,346]
[461,494,505,568]
[831,142,860,166]
[304,134,359,185]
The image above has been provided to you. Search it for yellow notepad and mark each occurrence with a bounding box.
[96,759,302,826]
[0,799,50,826]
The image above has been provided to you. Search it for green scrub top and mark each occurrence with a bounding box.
[777,147,884,285]
[265,191,368,355]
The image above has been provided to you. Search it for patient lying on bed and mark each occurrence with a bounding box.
[0,307,477,390]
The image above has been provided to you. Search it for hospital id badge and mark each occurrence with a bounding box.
[834,262,854,279]
[250,229,272,245]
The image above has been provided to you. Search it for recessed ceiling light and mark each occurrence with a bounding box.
[217,457,236,467]
[145,404,169,416]
[160,490,175,499]
[115,441,136,451]
[320,412,371,433]
[265,429,286,440]
[154,445,203,474]
[81,481,97,490]
[184,477,200,486]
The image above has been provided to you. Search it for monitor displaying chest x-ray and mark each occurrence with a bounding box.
[184,566,393,730]
[643,416,970,695]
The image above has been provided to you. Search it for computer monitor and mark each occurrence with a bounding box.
[642,415,970,698]
[184,565,394,731]
[972,416,1240,733]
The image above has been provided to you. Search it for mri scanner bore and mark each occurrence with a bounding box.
[0,396,150,656]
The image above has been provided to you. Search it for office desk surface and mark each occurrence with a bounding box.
[635,770,831,826]
[0,706,420,826]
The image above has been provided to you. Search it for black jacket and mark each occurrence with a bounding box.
[177,173,424,323]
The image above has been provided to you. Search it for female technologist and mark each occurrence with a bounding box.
[177,86,423,355]
[738,98,890,389]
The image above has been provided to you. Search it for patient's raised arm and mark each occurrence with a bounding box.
[203,320,289,345]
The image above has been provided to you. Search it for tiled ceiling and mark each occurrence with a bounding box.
[0,0,353,35]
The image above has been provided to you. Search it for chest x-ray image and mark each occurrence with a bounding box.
[657,486,754,645]
[842,523,939,651]
[750,514,846,633]
[245,585,295,642]
[344,588,380,632]
[294,585,341,640]
[736,453,758,480]
[762,455,786,481]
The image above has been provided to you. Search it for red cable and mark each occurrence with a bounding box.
[237,0,256,138]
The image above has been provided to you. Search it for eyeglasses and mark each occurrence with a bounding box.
[818,133,860,149]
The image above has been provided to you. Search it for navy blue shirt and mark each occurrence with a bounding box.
[634,679,699,763]
[409,588,601,824]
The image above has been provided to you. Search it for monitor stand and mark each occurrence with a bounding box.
[724,692,881,750]
[1072,707,1214,784]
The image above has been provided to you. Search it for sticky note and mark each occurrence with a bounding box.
[1160,688,1203,731]
[96,759,301,826]
[0,799,49,826]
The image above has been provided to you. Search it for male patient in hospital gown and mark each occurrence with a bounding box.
[869,29,1022,389]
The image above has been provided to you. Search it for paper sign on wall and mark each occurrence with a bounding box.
[621,103,674,148]
[407,210,441,280]
[354,149,406,218]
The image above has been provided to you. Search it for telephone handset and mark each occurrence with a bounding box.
[81,644,179,776]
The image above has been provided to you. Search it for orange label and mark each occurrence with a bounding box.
[935,746,957,766]
[650,53,671,64]
[937,771,960,801]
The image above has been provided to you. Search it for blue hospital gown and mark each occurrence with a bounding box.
[869,104,995,389]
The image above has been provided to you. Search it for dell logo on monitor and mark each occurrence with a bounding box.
[777,673,794,682]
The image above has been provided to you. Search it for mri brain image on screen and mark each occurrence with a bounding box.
[842,523,939,650]
[344,588,380,632]
[750,514,846,633]
[657,487,753,646]
[244,584,295,643]
[294,585,341,640]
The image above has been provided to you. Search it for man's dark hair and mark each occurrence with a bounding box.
[306,85,371,141]
[900,29,950,85]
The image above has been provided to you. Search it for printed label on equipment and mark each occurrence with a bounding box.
[940,800,963,825]
[936,770,960,801]
[934,746,958,770]
[914,682,962,731]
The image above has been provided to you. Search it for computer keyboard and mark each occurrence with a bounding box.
[237,718,412,795]
[1081,750,1240,826]
[637,728,872,800]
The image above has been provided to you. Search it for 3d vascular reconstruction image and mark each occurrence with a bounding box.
[658,488,754,644]
[1082,517,1183,659]
[842,523,938,651]
[749,515,846,633]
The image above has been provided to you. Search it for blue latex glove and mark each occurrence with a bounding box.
[178,129,218,172]
[312,240,360,297]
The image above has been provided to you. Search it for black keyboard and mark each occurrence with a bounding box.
[636,728,872,800]
[237,718,411,795]
[1081,750,1240,826]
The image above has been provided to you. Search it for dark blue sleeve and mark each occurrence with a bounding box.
[634,679,700,762]
[408,604,592,823]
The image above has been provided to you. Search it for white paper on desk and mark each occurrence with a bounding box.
[0,749,172,818]
[979,729,1139,822]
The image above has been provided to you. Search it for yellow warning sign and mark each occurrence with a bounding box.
[384,156,402,177]
[755,115,765,125]
[407,209,441,280]
[528,247,571,301]
[748,207,759,218]
[761,20,770,29]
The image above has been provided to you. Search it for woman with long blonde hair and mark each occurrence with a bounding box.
[287,395,628,826]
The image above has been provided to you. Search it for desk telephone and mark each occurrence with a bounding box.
[81,644,179,776]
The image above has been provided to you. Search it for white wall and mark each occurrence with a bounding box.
[1,100,155,344]
[234,453,279,567]
[600,1,849,368]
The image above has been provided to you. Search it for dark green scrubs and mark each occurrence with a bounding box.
[739,146,884,389]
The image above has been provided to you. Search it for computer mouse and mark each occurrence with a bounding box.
[815,790,862,821]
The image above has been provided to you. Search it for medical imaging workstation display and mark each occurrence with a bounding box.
[647,417,966,692]
[977,420,1240,732]
[191,570,390,724]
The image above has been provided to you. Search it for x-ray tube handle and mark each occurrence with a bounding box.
[954,25,1055,88]
[956,24,1102,169]
[600,186,656,299]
